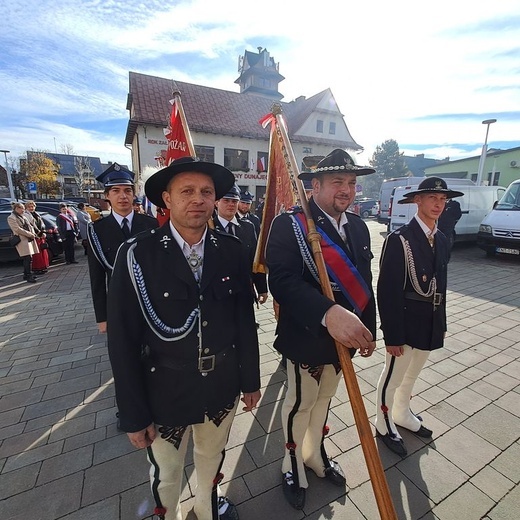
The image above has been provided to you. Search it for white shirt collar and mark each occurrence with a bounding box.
[314,201,349,233]
[414,214,437,237]
[169,221,207,256]
[217,215,239,228]
[112,211,134,227]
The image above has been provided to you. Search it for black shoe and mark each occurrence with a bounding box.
[218,496,239,520]
[282,472,305,510]
[376,431,407,457]
[323,460,346,486]
[26,276,37,283]
[399,424,433,438]
[70,260,79,264]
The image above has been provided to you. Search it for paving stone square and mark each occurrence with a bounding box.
[0,222,518,519]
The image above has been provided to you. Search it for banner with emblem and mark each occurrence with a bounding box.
[253,112,299,274]
[164,90,195,165]
[154,89,197,225]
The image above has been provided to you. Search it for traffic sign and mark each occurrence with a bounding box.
[27,182,37,194]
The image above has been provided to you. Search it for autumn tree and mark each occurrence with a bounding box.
[21,152,61,198]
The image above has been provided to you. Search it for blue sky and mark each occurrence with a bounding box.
[1,0,520,171]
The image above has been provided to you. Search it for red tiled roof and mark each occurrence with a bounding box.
[125,72,362,150]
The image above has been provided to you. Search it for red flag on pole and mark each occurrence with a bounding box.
[253,112,299,274]
[155,91,196,225]
[165,98,191,165]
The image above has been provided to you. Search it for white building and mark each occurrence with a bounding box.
[124,47,365,200]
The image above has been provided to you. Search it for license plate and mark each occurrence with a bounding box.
[496,247,520,255]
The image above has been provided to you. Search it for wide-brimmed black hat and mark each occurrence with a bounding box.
[398,177,464,204]
[145,157,236,208]
[298,149,375,180]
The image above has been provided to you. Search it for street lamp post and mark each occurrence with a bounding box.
[0,149,16,199]
[475,119,497,186]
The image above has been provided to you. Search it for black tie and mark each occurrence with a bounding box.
[122,217,131,239]
[226,222,235,235]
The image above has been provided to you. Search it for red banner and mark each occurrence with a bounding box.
[253,114,298,273]
[165,99,190,166]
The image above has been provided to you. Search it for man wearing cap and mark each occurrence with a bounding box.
[237,191,261,235]
[133,196,146,214]
[265,149,377,509]
[213,184,268,308]
[106,157,261,520]
[374,177,463,457]
[87,162,157,334]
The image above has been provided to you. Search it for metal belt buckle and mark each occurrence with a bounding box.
[199,355,216,372]
[433,293,442,306]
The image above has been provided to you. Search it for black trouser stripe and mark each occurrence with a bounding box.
[146,445,164,509]
[320,401,332,469]
[381,356,397,437]
[287,362,302,487]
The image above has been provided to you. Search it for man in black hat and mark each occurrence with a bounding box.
[213,184,268,307]
[374,177,463,457]
[237,191,261,235]
[265,148,377,509]
[106,157,261,520]
[87,162,157,334]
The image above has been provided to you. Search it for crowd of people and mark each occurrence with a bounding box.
[7,152,462,520]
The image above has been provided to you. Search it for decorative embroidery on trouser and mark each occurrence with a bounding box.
[375,345,430,438]
[282,361,342,488]
[146,398,238,520]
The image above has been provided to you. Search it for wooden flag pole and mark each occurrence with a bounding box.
[272,104,397,520]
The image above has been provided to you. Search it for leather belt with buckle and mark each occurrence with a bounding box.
[404,292,443,306]
[146,345,234,373]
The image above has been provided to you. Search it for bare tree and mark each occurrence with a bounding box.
[60,143,75,155]
[73,156,93,198]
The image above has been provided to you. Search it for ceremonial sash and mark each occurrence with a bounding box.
[293,212,371,315]
[58,212,76,230]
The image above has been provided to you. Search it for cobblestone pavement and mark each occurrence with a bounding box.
[1,221,519,520]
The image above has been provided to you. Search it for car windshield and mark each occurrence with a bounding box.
[495,183,520,210]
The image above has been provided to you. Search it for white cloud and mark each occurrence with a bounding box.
[1,0,519,169]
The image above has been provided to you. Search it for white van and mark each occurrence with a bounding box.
[477,179,520,256]
[389,183,505,241]
[377,177,424,225]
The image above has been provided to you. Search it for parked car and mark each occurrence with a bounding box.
[33,200,102,222]
[0,210,63,263]
[353,198,378,218]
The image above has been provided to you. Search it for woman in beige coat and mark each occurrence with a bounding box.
[7,202,40,283]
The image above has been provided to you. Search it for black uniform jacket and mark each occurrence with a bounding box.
[87,212,158,323]
[265,198,376,366]
[377,217,448,351]
[243,212,261,236]
[106,223,260,432]
[212,214,268,296]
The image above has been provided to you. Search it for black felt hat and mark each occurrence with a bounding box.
[298,149,375,180]
[145,157,235,208]
[96,162,135,187]
[398,177,464,204]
